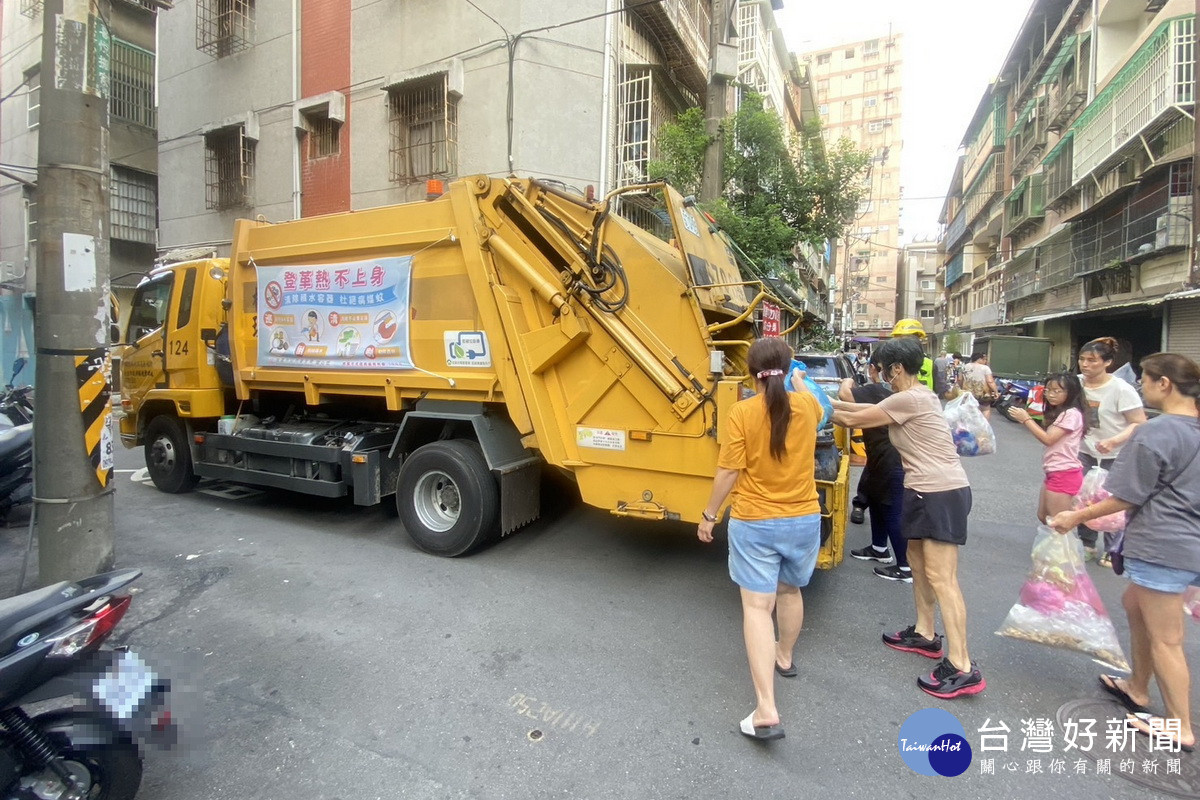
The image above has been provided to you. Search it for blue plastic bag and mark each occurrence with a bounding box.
[789,359,834,429]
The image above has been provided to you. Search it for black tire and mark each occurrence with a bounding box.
[58,740,144,800]
[145,415,198,494]
[38,713,143,800]
[396,440,499,557]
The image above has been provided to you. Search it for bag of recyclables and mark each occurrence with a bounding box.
[1073,467,1127,533]
[996,526,1129,671]
[789,359,834,429]
[942,392,996,456]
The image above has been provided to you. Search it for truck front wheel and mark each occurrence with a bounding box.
[145,416,199,494]
[396,440,499,557]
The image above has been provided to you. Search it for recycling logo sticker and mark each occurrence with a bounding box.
[897,708,973,777]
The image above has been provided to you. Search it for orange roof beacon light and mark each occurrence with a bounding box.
[425,179,445,201]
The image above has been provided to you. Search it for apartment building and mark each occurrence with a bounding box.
[736,2,834,325]
[0,0,159,381]
[938,0,1199,368]
[897,239,940,326]
[803,34,904,339]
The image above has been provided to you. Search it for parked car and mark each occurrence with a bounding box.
[795,352,858,401]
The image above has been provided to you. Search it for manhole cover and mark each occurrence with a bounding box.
[1058,698,1199,798]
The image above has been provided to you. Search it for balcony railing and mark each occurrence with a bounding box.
[964,153,1004,226]
[1072,15,1196,183]
[1043,133,1074,204]
[632,0,712,95]
[1004,173,1046,236]
[1010,96,1048,172]
[1073,180,1193,272]
[944,206,969,251]
[945,253,965,287]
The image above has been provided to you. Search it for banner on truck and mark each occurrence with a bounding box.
[256,256,414,370]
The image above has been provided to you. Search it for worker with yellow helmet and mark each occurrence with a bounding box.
[890,319,934,390]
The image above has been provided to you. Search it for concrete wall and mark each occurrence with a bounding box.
[160,0,610,248]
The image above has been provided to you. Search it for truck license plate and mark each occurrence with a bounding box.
[93,650,154,719]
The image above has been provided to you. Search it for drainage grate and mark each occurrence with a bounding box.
[1057,698,1200,798]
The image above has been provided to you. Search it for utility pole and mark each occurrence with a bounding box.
[701,0,735,202]
[35,0,115,584]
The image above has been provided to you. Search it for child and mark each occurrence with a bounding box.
[1008,373,1089,534]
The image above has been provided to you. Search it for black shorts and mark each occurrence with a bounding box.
[902,487,972,546]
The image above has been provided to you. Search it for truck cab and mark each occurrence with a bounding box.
[117,260,229,454]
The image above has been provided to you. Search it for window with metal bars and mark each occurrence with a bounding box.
[111,167,157,244]
[388,75,457,184]
[23,189,37,271]
[204,126,254,209]
[111,39,156,128]
[618,66,652,184]
[304,109,341,159]
[20,0,42,18]
[25,70,39,129]
[196,0,254,58]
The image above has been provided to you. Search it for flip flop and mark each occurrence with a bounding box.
[740,712,785,741]
[1126,712,1195,753]
[775,661,797,678]
[1099,674,1150,714]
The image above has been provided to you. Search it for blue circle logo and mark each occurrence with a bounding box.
[897,709,973,777]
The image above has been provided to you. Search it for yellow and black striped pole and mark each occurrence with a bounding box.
[74,348,112,489]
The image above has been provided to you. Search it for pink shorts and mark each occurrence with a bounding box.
[1045,468,1084,496]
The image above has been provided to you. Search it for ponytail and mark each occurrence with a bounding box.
[747,338,794,461]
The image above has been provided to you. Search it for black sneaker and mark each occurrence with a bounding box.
[874,565,913,583]
[851,545,891,563]
[882,625,943,659]
[850,507,866,524]
[918,658,986,699]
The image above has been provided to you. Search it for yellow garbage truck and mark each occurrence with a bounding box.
[116,176,848,561]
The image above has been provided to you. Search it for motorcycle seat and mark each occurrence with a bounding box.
[0,424,31,460]
[0,581,75,654]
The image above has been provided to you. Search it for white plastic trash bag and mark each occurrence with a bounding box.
[943,392,996,456]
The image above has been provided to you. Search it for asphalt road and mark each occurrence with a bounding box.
[2,413,1198,799]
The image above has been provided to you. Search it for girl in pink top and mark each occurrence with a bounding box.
[1008,373,1089,525]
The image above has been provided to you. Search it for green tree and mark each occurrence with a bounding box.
[648,93,871,283]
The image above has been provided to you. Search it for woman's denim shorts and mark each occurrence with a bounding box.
[728,514,821,594]
[1125,557,1200,594]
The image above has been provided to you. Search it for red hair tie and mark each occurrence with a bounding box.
[756,369,784,379]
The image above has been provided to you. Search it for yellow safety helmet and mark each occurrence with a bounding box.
[891,318,927,339]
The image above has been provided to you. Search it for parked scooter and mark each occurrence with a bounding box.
[0,359,33,428]
[0,359,34,521]
[993,378,1040,418]
[0,569,176,800]
[0,423,32,522]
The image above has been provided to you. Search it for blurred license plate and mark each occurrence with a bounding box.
[93,650,154,719]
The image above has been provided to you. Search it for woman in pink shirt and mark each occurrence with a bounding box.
[1008,373,1089,526]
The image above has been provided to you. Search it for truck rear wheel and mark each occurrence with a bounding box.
[145,416,198,494]
[396,440,498,557]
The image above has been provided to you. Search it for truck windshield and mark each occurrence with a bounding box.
[127,274,174,341]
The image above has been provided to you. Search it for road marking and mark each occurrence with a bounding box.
[128,468,150,483]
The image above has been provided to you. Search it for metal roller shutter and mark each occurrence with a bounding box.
[1167,300,1200,360]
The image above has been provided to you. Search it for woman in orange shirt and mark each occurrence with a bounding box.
[698,338,822,741]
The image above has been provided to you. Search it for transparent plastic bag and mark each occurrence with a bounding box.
[996,526,1130,671]
[942,392,996,456]
[1184,586,1200,624]
[1073,467,1127,533]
